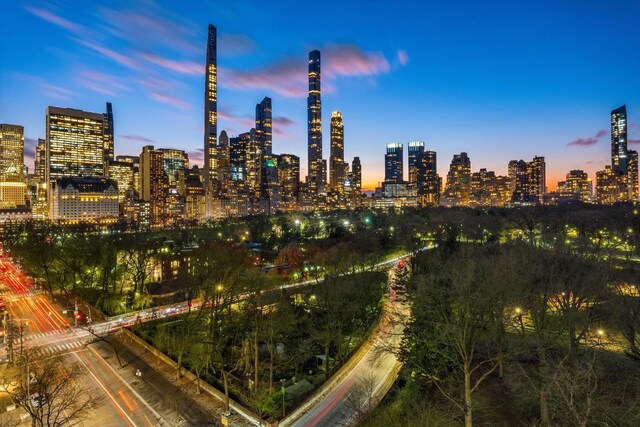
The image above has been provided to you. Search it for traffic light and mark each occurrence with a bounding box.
[75,313,82,321]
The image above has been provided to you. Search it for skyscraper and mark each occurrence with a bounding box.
[255,97,272,158]
[204,24,218,193]
[419,150,440,206]
[103,102,114,163]
[158,148,189,187]
[229,133,248,183]
[0,124,25,182]
[407,141,425,184]
[351,157,362,193]
[329,111,345,193]
[277,154,300,207]
[384,143,404,183]
[140,145,167,226]
[45,107,106,186]
[510,156,546,205]
[307,49,323,195]
[35,138,46,183]
[442,152,471,206]
[611,105,628,174]
[0,124,26,207]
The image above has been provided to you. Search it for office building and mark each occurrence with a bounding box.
[158,148,188,186]
[107,160,135,203]
[277,154,300,209]
[0,124,25,183]
[611,105,628,175]
[419,150,440,206]
[140,146,167,226]
[384,143,404,183]
[408,141,425,185]
[596,166,628,204]
[255,97,272,158]
[556,170,592,203]
[45,107,106,185]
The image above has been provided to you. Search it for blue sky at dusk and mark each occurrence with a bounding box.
[1,0,639,190]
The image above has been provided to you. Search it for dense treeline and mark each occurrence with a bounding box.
[368,226,640,426]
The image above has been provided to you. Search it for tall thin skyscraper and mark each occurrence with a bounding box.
[255,97,272,158]
[204,24,218,192]
[35,138,46,183]
[384,143,404,183]
[104,102,114,163]
[611,105,627,174]
[140,145,167,226]
[307,49,323,195]
[329,111,345,193]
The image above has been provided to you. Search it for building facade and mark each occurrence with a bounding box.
[307,49,324,196]
[50,177,118,223]
[329,111,345,194]
[384,143,404,183]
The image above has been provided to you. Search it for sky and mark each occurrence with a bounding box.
[1,0,640,191]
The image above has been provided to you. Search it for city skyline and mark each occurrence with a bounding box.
[1,1,640,190]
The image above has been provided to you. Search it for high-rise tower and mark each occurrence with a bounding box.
[104,102,114,163]
[204,24,218,193]
[611,105,628,175]
[407,141,425,184]
[256,97,272,158]
[384,143,404,183]
[307,49,323,195]
[329,111,345,193]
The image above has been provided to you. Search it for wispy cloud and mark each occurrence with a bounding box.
[78,70,129,95]
[140,52,202,75]
[26,6,84,34]
[629,139,640,145]
[188,148,204,164]
[221,44,397,98]
[76,39,142,70]
[567,129,607,147]
[13,73,74,100]
[397,49,409,66]
[119,134,155,143]
[149,91,192,110]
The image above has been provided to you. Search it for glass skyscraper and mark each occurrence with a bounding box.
[385,143,404,183]
[204,24,218,192]
[329,111,345,193]
[611,105,627,174]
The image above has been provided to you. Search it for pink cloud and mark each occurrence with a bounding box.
[567,129,607,147]
[140,53,202,75]
[568,137,598,147]
[397,49,409,66]
[324,44,390,78]
[149,92,191,110]
[273,116,295,126]
[26,6,84,34]
[76,39,141,70]
[220,44,393,98]
[78,70,129,95]
[629,139,640,145]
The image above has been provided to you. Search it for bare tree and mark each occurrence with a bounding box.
[345,371,378,424]
[6,357,103,427]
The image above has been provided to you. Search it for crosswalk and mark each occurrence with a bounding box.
[28,340,86,358]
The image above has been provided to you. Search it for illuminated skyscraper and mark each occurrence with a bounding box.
[407,141,425,184]
[0,124,25,182]
[116,155,140,195]
[556,169,592,203]
[419,150,440,206]
[596,166,627,204]
[158,148,188,186]
[329,111,345,193]
[385,143,404,183]
[0,124,26,207]
[611,105,628,174]
[230,133,248,182]
[35,138,46,183]
[140,145,166,226]
[45,107,106,186]
[307,49,323,195]
[256,97,272,158]
[103,102,114,163]
[107,160,134,203]
[245,129,262,198]
[276,154,300,207]
[204,24,218,193]
[442,152,471,206]
[510,156,546,205]
[351,157,362,193]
